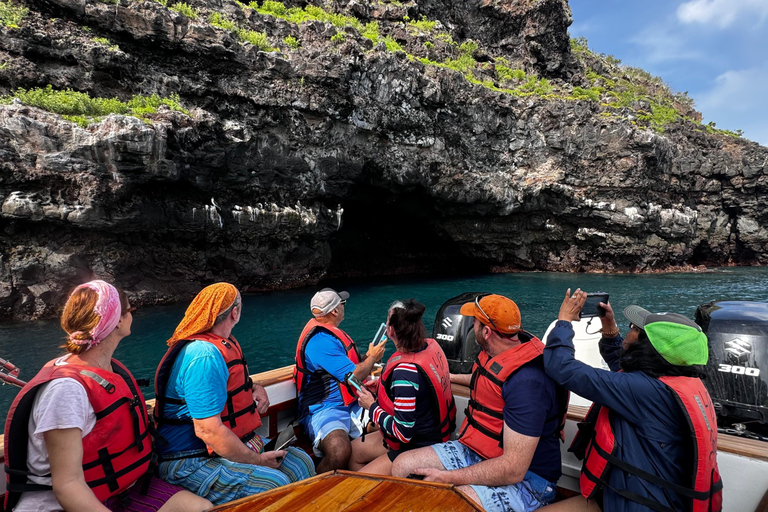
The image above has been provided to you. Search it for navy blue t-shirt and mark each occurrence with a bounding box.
[501,359,563,483]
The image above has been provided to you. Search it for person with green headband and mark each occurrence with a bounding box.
[539,289,722,512]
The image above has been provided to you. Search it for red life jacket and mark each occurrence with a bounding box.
[293,318,361,407]
[578,376,723,512]
[4,357,153,511]
[459,333,567,460]
[375,338,457,450]
[154,333,262,448]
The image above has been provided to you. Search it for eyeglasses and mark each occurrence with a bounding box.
[339,300,347,306]
[629,323,642,331]
[475,296,501,333]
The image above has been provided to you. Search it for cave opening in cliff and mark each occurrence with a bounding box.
[323,184,483,280]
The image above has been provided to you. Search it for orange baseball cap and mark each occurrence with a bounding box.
[460,294,521,334]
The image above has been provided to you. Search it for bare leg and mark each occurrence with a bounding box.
[390,445,445,478]
[359,453,394,476]
[457,485,482,509]
[538,496,602,511]
[349,431,387,471]
[157,490,212,512]
[316,429,352,473]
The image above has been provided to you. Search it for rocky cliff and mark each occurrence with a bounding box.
[1,0,767,320]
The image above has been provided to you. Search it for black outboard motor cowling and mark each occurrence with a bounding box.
[432,292,486,374]
[695,301,768,434]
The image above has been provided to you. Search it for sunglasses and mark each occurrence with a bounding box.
[122,306,137,315]
[629,323,643,331]
[339,300,347,306]
[475,296,501,333]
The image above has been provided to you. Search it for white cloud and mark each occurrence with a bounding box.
[677,0,768,29]
[629,25,704,64]
[695,64,768,146]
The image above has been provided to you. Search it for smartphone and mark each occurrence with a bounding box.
[346,373,364,393]
[580,293,609,318]
[372,323,387,346]
[264,427,297,452]
[406,473,426,480]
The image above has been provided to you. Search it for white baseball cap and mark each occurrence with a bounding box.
[310,288,349,316]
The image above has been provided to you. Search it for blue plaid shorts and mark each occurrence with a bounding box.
[157,443,315,506]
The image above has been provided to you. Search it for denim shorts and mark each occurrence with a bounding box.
[432,440,557,512]
[301,404,363,457]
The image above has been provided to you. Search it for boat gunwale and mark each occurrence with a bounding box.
[0,365,765,463]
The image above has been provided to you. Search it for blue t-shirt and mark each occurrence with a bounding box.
[500,360,563,483]
[157,340,229,455]
[298,331,357,419]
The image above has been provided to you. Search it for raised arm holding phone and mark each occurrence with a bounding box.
[540,289,722,512]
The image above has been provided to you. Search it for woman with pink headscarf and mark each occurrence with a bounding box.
[3,280,211,512]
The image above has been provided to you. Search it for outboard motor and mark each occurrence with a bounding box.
[695,301,768,437]
[432,292,486,374]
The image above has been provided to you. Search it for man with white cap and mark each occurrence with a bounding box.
[540,289,721,512]
[294,288,386,472]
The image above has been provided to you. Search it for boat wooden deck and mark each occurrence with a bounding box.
[208,471,483,512]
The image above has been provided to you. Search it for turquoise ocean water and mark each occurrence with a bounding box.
[2,267,768,421]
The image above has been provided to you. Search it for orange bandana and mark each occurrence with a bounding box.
[167,283,238,346]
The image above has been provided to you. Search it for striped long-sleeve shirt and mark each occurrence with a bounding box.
[369,361,438,447]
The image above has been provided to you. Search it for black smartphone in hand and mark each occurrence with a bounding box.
[580,293,609,318]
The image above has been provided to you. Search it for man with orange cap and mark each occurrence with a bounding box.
[152,283,314,505]
[391,294,568,512]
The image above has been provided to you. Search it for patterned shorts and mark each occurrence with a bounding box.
[158,436,316,506]
[432,440,556,512]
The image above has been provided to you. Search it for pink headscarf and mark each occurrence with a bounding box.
[68,280,122,350]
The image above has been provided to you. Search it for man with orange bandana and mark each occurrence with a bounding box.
[153,283,315,505]
[392,294,568,512]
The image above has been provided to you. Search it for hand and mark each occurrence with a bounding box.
[599,301,616,329]
[366,340,386,363]
[558,288,587,322]
[413,467,449,483]
[252,385,270,415]
[260,450,286,469]
[356,386,375,410]
[364,377,379,394]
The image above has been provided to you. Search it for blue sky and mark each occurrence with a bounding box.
[569,0,768,146]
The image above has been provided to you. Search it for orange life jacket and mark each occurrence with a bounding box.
[375,338,456,450]
[578,376,723,512]
[459,333,567,459]
[154,333,262,447]
[294,319,361,408]
[4,358,153,510]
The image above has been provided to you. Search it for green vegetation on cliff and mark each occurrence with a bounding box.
[92,37,120,52]
[0,0,28,28]
[0,86,189,127]
[1,0,733,140]
[569,36,739,136]
[169,2,199,18]
[209,12,273,50]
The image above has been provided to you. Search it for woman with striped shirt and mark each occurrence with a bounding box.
[349,299,455,475]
